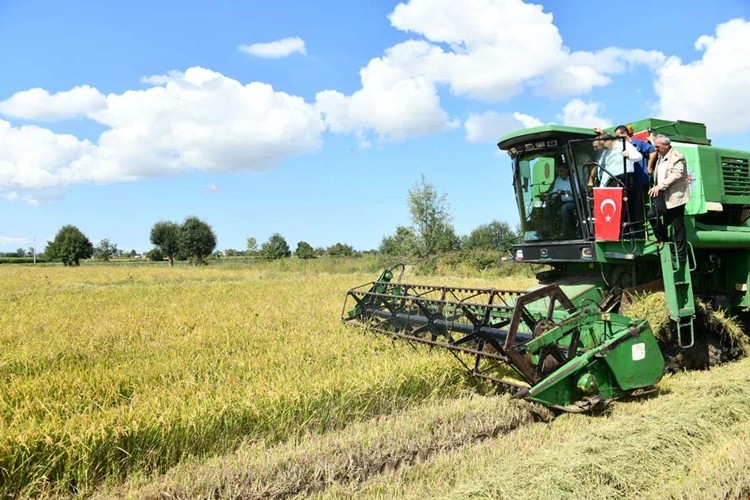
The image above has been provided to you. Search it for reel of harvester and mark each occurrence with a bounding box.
[342,266,666,412]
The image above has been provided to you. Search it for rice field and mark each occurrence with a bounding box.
[108,360,750,500]
[2,263,749,498]
[0,264,535,496]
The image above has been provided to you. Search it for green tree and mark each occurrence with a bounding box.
[407,175,458,256]
[15,248,24,257]
[379,226,419,256]
[94,238,118,261]
[179,217,217,265]
[45,225,94,266]
[326,242,355,257]
[295,241,315,259]
[463,220,518,252]
[261,233,291,259]
[145,248,165,261]
[246,237,258,255]
[150,221,181,266]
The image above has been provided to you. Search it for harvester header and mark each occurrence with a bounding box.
[343,265,664,411]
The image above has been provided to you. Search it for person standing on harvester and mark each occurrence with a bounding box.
[647,134,690,262]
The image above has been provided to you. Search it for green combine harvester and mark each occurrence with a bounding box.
[343,119,750,412]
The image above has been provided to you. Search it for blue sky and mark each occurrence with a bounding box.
[2,0,750,253]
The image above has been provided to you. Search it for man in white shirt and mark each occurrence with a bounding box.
[591,133,643,187]
[589,133,643,237]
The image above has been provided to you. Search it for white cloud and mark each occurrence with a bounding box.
[389,0,565,100]
[239,37,307,58]
[655,18,750,136]
[2,187,62,206]
[0,85,106,121]
[465,111,543,143]
[558,99,611,128]
[0,67,326,196]
[0,120,95,190]
[388,0,665,101]
[6,2,748,202]
[540,48,666,97]
[318,0,667,142]
[316,41,453,141]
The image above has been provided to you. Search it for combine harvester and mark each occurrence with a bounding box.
[343,119,750,412]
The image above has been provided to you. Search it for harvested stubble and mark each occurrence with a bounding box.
[102,393,549,499]
[311,357,750,500]
[1,266,536,496]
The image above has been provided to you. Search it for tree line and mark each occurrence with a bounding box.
[38,218,359,266]
[32,176,518,266]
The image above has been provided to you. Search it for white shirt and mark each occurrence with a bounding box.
[656,154,668,185]
[598,142,643,186]
[552,176,573,202]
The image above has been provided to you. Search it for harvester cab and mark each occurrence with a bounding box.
[506,128,643,260]
[343,119,750,412]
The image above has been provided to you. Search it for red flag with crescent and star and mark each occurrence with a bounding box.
[593,187,623,241]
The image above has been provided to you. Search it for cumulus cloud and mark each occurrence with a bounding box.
[318,0,667,142]
[655,18,750,136]
[239,37,307,58]
[0,67,325,196]
[2,190,53,206]
[0,85,106,121]
[388,0,666,101]
[388,0,565,100]
[558,99,611,128]
[0,120,95,190]
[465,111,543,143]
[85,67,324,176]
[6,1,748,203]
[316,42,453,141]
[539,48,666,97]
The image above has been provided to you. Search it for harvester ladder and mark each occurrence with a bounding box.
[659,242,696,348]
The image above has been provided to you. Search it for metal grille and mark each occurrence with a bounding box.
[721,157,750,196]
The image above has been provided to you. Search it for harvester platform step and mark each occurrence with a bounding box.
[674,281,690,286]
[678,308,695,316]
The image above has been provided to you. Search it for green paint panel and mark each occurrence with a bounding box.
[603,325,665,390]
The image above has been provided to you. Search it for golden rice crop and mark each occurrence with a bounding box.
[0,265,535,496]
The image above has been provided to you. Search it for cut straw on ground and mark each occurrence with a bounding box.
[100,394,549,499]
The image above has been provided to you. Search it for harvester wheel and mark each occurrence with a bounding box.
[657,302,749,372]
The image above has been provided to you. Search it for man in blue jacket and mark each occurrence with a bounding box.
[615,124,656,235]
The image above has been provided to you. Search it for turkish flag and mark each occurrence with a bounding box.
[594,187,623,241]
[632,130,649,141]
